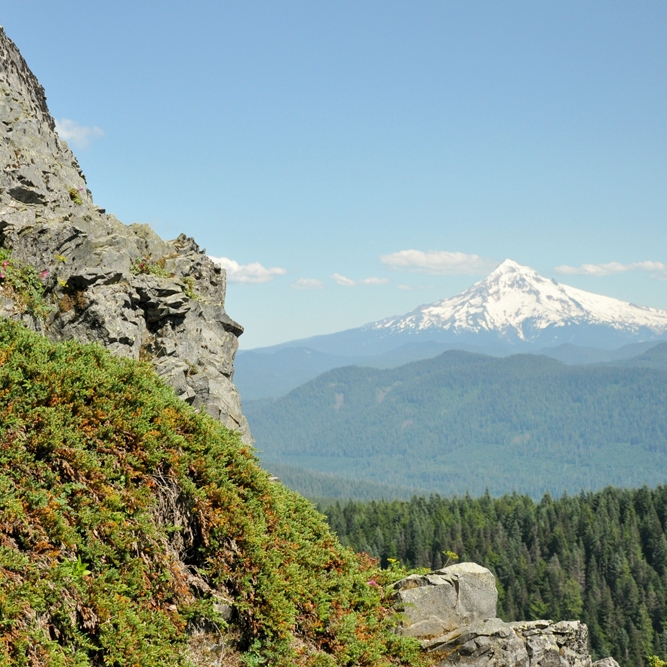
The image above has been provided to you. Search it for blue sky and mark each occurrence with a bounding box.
[3,1,666,348]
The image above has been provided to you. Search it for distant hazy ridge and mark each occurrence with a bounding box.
[247,344,667,498]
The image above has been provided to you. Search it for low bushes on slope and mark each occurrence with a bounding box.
[0,320,423,667]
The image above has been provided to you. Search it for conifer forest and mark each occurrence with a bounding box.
[325,486,667,666]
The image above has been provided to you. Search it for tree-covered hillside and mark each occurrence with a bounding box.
[325,487,667,667]
[0,320,424,667]
[600,342,667,370]
[246,350,667,496]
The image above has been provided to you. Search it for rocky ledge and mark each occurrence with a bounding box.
[0,27,250,441]
[391,562,619,667]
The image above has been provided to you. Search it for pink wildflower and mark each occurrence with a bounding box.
[40,269,49,278]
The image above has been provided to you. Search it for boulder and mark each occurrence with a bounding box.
[592,659,620,667]
[392,562,498,639]
[422,618,593,667]
[390,563,618,667]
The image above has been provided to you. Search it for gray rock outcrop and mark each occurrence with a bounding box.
[391,562,615,667]
[423,620,592,667]
[392,562,498,639]
[592,659,620,667]
[0,27,250,441]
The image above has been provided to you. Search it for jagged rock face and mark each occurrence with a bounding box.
[423,618,590,667]
[423,618,592,667]
[0,27,251,441]
[510,621,591,667]
[0,28,88,212]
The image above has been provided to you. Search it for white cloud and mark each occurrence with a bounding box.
[555,261,667,278]
[291,278,325,290]
[332,273,389,287]
[380,249,495,275]
[332,273,356,287]
[359,276,390,286]
[209,256,287,284]
[55,118,104,149]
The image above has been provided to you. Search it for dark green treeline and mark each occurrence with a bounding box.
[323,486,667,667]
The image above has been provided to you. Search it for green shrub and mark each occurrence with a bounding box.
[130,256,173,278]
[67,187,83,205]
[182,276,198,300]
[0,321,425,666]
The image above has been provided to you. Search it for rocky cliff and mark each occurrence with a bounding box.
[392,562,619,667]
[0,26,250,441]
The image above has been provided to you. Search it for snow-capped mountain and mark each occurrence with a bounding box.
[367,259,667,344]
[252,259,667,359]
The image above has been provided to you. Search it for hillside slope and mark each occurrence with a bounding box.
[246,351,667,497]
[601,342,667,370]
[0,320,422,666]
[235,339,666,403]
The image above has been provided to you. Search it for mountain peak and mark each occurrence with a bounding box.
[491,258,525,273]
[368,261,667,346]
[487,259,543,282]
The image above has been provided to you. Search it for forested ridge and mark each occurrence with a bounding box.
[324,486,667,667]
[247,350,667,497]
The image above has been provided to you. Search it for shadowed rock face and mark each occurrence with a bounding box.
[0,27,251,441]
[424,617,529,667]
